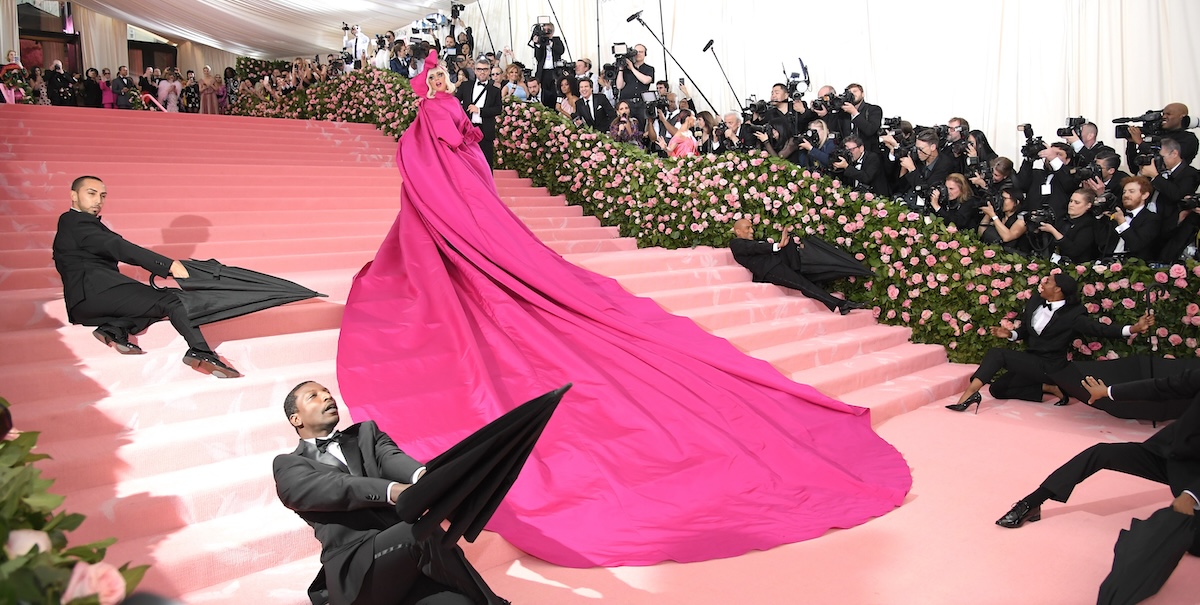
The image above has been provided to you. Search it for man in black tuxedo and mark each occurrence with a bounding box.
[1099,175,1162,261]
[457,60,502,168]
[1068,122,1115,167]
[995,371,1200,559]
[111,65,134,109]
[946,273,1152,412]
[729,219,865,315]
[529,21,564,107]
[836,84,882,150]
[899,129,955,193]
[573,78,612,132]
[52,176,240,377]
[1140,136,1200,235]
[273,381,506,605]
[833,134,889,196]
[1125,102,1199,167]
[1015,142,1082,219]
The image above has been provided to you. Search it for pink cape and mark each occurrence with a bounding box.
[336,53,912,567]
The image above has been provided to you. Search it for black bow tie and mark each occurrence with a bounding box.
[1041,301,1054,310]
[315,430,341,453]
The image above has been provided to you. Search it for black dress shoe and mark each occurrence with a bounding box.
[92,327,143,355]
[1053,395,1071,406]
[183,349,242,379]
[946,392,982,414]
[996,500,1041,528]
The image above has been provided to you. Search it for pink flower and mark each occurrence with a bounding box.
[1082,284,1096,297]
[1121,298,1136,309]
[1169,334,1184,346]
[983,249,996,259]
[61,561,127,605]
[979,295,989,304]
[1110,262,1122,272]
[1155,271,1169,284]
[4,529,50,558]
[1170,264,1187,279]
[887,284,900,300]
[1176,278,1188,288]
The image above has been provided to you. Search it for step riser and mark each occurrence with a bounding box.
[793,345,950,397]
[760,327,915,375]
[718,312,878,351]
[0,224,391,251]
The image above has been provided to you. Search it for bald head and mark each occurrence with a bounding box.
[1163,103,1190,130]
[732,219,753,239]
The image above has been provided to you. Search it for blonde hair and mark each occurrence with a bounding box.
[425,66,455,98]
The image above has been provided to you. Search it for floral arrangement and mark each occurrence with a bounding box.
[230,62,1200,364]
[234,57,291,84]
[0,398,148,604]
[2,67,34,103]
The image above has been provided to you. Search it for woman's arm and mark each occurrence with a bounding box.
[995,215,1027,242]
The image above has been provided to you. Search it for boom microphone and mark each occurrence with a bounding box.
[627,10,643,23]
[702,39,714,52]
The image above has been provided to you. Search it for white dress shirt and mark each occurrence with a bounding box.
[304,435,425,504]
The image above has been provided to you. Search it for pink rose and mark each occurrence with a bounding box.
[1155,271,1169,284]
[5,529,50,558]
[61,561,127,605]
[1176,278,1188,288]
[1169,334,1184,346]
[1110,262,1122,272]
[1170,264,1187,279]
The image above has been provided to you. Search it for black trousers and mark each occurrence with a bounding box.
[354,523,498,605]
[972,348,1062,402]
[538,70,556,108]
[1040,442,1200,555]
[762,265,844,312]
[72,282,212,353]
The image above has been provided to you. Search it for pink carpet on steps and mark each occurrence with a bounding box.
[2,103,1195,604]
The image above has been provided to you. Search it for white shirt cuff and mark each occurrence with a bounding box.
[412,466,426,484]
[1008,331,1019,342]
[1106,386,1114,400]
[772,243,781,252]
[1033,159,1045,170]
[1184,490,1200,510]
[386,481,398,504]
[1121,326,1132,338]
[1115,221,1131,234]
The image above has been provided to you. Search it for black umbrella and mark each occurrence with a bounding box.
[394,384,570,546]
[791,237,873,284]
[1097,506,1198,605]
[152,259,326,327]
[1050,358,1197,423]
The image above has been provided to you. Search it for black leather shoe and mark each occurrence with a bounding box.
[996,500,1041,528]
[183,349,242,379]
[1053,395,1071,406]
[946,392,982,414]
[93,327,143,355]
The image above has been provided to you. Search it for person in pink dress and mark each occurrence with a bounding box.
[156,70,181,112]
[198,65,218,115]
[99,68,115,108]
[667,109,700,158]
[336,50,911,568]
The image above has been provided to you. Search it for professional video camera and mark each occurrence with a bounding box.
[965,157,991,181]
[646,93,670,114]
[554,60,574,81]
[898,183,934,213]
[342,22,351,31]
[811,89,853,113]
[1017,123,1046,161]
[1133,141,1163,169]
[375,33,389,50]
[1056,116,1085,138]
[450,2,466,19]
[743,96,770,122]
[794,127,821,147]
[409,39,432,64]
[1024,206,1055,231]
[1074,161,1103,181]
[602,43,638,81]
[531,21,553,44]
[1114,110,1164,139]
[1092,192,1121,218]
[785,73,806,101]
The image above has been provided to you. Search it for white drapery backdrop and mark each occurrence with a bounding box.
[72,3,127,74]
[459,0,1200,166]
[174,40,239,79]
[1,0,19,62]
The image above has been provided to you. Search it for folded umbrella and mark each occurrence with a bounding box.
[793,236,873,284]
[152,258,326,327]
[394,384,570,546]
[1097,506,1198,605]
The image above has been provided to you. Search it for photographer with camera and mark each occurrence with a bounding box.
[1139,137,1199,229]
[767,83,798,130]
[342,24,371,71]
[968,156,1015,199]
[1123,103,1198,167]
[1061,121,1114,167]
[834,84,881,149]
[833,134,889,196]
[1081,150,1128,199]
[899,129,955,194]
[616,44,654,125]
[1098,176,1161,262]
[794,85,837,132]
[937,118,971,174]
[574,58,598,89]
[752,117,799,163]
[927,174,981,231]
[796,119,837,170]
[979,188,1030,256]
[1016,140,1081,220]
[711,112,750,154]
[529,20,565,107]
[388,39,412,79]
[1036,188,1101,263]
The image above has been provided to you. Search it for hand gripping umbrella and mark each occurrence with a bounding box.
[394,384,570,546]
[152,258,326,327]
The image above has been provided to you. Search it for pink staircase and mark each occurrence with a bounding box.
[0,103,971,603]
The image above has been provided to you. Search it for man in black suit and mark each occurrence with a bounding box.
[833,134,889,196]
[573,78,612,132]
[995,371,1200,559]
[457,60,502,168]
[51,176,240,377]
[729,219,865,315]
[273,381,506,605]
[1141,137,1200,234]
[1099,175,1162,261]
[835,84,881,149]
[899,129,955,194]
[1125,102,1199,167]
[111,65,134,109]
[1068,121,1115,167]
[946,273,1152,412]
[529,21,564,107]
[1016,142,1082,219]
[1082,150,1129,199]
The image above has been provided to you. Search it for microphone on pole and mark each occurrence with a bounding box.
[627,10,643,23]
[702,39,714,53]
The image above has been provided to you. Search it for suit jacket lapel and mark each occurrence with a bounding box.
[338,430,364,477]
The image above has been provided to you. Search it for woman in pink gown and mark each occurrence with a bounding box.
[337,51,911,568]
[198,65,218,115]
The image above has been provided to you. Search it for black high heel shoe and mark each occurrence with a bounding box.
[1053,395,1071,406]
[945,392,982,414]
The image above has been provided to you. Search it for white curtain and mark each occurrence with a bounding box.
[1,0,19,62]
[461,0,1200,167]
[175,40,238,80]
[73,3,128,73]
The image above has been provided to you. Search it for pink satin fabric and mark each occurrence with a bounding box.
[337,52,912,567]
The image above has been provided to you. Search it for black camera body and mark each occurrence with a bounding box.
[1092,192,1121,218]
[450,3,465,19]
[811,90,852,113]
[1056,116,1086,138]
[1181,194,1200,211]
[785,76,806,101]
[1017,124,1046,161]
[1114,110,1164,140]
[965,157,991,181]
[1133,142,1162,168]
[409,40,432,65]
[554,60,574,81]
[375,33,389,49]
[647,94,671,114]
[342,22,351,31]
[1024,206,1055,231]
[1074,162,1102,181]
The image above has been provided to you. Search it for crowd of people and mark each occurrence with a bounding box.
[3,50,236,114]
